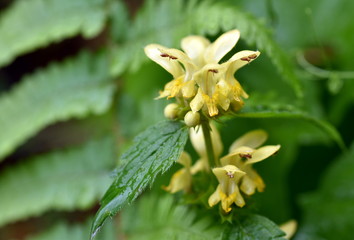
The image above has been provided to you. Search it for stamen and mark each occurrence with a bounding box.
[239,153,252,161]
[248,54,258,59]
[240,54,258,62]
[240,57,251,62]
[160,53,178,60]
[208,69,218,74]
[226,171,234,178]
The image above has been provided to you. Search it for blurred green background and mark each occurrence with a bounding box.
[0,0,353,239]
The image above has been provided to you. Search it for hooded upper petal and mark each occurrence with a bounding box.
[229,129,268,152]
[204,29,240,63]
[159,48,197,82]
[144,44,184,78]
[224,50,261,80]
[181,35,210,66]
[245,145,280,165]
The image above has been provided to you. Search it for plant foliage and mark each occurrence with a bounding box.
[233,103,346,150]
[27,219,116,240]
[0,51,115,160]
[121,194,220,240]
[0,136,115,227]
[0,0,108,67]
[121,195,286,240]
[90,121,189,239]
[296,142,354,240]
[222,214,286,240]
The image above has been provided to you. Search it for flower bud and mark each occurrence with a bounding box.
[184,111,200,127]
[164,103,179,119]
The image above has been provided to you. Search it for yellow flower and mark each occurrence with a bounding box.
[164,152,193,193]
[208,165,246,212]
[200,128,280,212]
[280,220,297,239]
[144,29,260,117]
[221,130,280,195]
[165,123,222,193]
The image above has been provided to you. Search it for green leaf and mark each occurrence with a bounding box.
[121,194,221,240]
[231,103,346,151]
[0,136,115,227]
[0,51,115,161]
[110,0,302,97]
[296,142,354,240]
[27,219,116,240]
[90,121,188,239]
[121,195,285,240]
[222,214,286,240]
[0,0,108,67]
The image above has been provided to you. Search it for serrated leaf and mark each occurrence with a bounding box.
[90,121,188,239]
[110,0,302,97]
[222,214,286,240]
[0,0,108,67]
[0,51,115,161]
[0,137,115,227]
[121,194,221,240]
[296,143,354,240]
[231,103,345,151]
[27,219,115,240]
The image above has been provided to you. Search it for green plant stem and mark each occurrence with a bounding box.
[201,120,219,168]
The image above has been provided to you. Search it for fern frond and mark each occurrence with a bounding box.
[110,0,302,97]
[0,136,115,227]
[0,51,115,160]
[27,218,115,240]
[0,0,108,67]
[121,194,222,240]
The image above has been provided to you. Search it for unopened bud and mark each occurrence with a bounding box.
[231,100,245,112]
[184,111,200,127]
[164,103,179,119]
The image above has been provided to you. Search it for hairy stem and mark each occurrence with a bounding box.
[201,120,219,168]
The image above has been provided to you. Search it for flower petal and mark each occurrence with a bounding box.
[240,175,256,195]
[280,220,297,240]
[212,165,245,184]
[204,29,240,63]
[193,63,224,95]
[204,94,219,117]
[190,122,223,159]
[177,151,192,168]
[208,185,222,207]
[245,145,280,164]
[164,168,191,193]
[190,88,204,112]
[246,168,265,192]
[181,35,210,65]
[181,79,196,98]
[222,146,254,163]
[229,129,268,152]
[229,187,245,208]
[214,90,230,111]
[191,158,209,174]
[144,44,184,78]
[159,48,197,82]
[225,50,261,79]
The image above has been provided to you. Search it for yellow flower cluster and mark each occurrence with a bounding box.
[165,124,280,213]
[144,29,260,119]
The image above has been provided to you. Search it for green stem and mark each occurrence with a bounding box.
[201,120,219,168]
